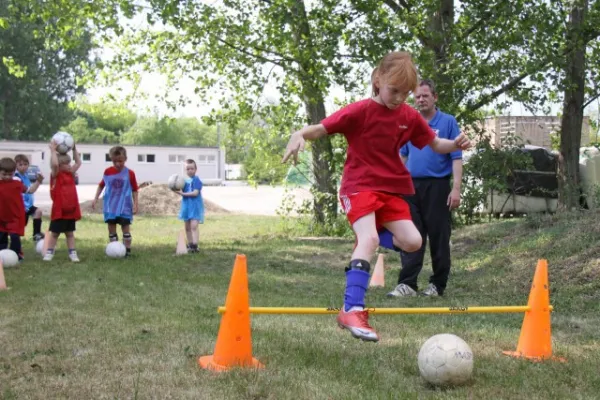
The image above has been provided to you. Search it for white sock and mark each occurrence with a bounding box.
[347,306,364,312]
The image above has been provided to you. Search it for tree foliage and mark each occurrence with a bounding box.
[0,0,97,140]
[14,0,600,224]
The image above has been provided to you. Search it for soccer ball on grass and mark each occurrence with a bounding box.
[417,333,474,386]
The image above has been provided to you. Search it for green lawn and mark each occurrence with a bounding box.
[1,211,599,399]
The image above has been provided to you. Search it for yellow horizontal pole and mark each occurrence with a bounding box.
[218,305,554,315]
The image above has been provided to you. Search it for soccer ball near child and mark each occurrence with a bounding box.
[35,239,45,255]
[106,242,127,258]
[0,249,19,268]
[417,333,474,386]
[52,131,75,155]
[167,174,186,191]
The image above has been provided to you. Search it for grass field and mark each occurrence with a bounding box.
[1,211,600,399]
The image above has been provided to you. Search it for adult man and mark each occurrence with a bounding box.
[379,79,463,297]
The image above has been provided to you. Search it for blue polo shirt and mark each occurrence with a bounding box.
[400,109,462,178]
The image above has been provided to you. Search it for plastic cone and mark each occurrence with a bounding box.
[198,254,264,372]
[503,259,564,362]
[369,254,385,287]
[0,259,7,291]
[175,229,188,255]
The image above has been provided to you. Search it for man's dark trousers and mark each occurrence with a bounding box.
[399,176,452,294]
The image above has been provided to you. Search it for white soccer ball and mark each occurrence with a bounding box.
[105,242,127,258]
[167,174,186,191]
[52,131,75,155]
[0,249,19,268]
[418,333,474,386]
[35,239,45,255]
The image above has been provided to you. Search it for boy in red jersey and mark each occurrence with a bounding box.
[0,158,26,262]
[91,146,139,257]
[282,51,471,342]
[43,141,82,262]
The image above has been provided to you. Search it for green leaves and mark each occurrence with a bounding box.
[2,56,27,78]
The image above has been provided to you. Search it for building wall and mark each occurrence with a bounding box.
[480,116,591,148]
[0,141,225,185]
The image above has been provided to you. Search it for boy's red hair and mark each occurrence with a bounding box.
[372,51,418,96]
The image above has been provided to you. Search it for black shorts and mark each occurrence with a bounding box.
[49,219,76,234]
[25,206,38,225]
[106,217,131,226]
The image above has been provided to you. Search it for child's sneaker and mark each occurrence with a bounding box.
[421,283,439,297]
[336,309,380,342]
[33,233,45,242]
[68,251,80,263]
[43,252,54,261]
[387,283,417,297]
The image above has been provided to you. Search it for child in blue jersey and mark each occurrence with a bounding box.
[91,146,139,257]
[173,159,204,253]
[14,155,45,244]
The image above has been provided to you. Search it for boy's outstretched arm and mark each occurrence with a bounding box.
[71,144,82,174]
[49,141,59,177]
[91,185,103,211]
[132,191,138,214]
[28,172,44,194]
[282,124,328,164]
[429,133,471,154]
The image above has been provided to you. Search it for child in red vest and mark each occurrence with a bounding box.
[43,140,82,262]
[0,158,26,262]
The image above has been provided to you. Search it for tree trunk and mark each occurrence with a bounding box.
[0,87,11,140]
[291,0,338,225]
[558,0,587,210]
[428,0,454,102]
[303,90,338,224]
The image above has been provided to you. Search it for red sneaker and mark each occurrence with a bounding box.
[336,309,380,342]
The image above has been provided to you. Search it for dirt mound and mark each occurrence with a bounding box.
[80,183,229,216]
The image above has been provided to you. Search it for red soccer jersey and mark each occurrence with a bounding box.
[0,179,26,235]
[50,171,81,221]
[321,99,436,196]
[98,167,139,191]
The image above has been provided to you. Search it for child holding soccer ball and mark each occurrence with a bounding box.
[44,140,82,262]
[173,159,204,253]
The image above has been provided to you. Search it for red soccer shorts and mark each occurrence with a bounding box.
[339,191,412,229]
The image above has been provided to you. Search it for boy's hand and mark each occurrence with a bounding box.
[49,140,57,151]
[447,188,461,210]
[454,133,471,150]
[36,172,44,183]
[133,203,139,214]
[91,199,97,211]
[282,131,305,165]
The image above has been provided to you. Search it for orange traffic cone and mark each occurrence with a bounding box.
[503,259,564,362]
[369,253,385,287]
[175,229,187,255]
[0,259,7,291]
[198,254,264,372]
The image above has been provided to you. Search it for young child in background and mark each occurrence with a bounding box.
[44,141,82,262]
[14,154,45,243]
[282,51,471,342]
[91,146,139,257]
[0,158,26,262]
[174,159,204,253]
